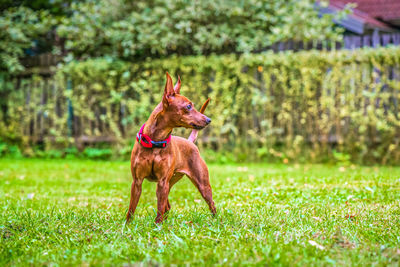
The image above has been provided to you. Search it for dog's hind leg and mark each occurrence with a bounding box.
[187,157,216,216]
[164,173,184,215]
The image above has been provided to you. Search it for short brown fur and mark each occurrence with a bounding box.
[126,73,216,224]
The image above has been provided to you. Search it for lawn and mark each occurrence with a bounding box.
[0,159,399,266]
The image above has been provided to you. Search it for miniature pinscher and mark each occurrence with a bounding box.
[126,72,216,223]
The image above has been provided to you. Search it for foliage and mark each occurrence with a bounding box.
[57,0,346,59]
[83,147,113,159]
[2,47,400,164]
[1,159,400,265]
[0,7,53,73]
[0,140,22,158]
[0,0,77,16]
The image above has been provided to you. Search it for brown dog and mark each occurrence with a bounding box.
[126,72,216,224]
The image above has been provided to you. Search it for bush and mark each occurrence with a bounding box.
[2,47,400,164]
[0,6,53,73]
[57,0,345,59]
[83,147,113,159]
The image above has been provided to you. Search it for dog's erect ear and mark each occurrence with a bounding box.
[163,72,175,108]
[173,75,181,94]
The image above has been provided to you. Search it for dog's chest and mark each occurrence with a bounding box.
[133,149,174,181]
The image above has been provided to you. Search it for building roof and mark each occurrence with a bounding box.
[320,0,395,33]
[335,0,400,22]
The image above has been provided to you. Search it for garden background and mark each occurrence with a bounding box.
[1,1,400,266]
[2,0,399,165]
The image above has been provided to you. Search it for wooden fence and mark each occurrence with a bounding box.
[262,32,400,52]
[5,78,119,149]
[4,56,400,152]
[18,32,400,72]
[0,39,400,159]
[343,32,400,50]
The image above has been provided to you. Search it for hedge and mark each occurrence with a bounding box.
[2,47,400,164]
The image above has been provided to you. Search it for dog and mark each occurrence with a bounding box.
[126,72,216,223]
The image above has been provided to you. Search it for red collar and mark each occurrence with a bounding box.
[136,124,172,148]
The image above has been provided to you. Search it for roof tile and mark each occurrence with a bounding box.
[331,0,400,21]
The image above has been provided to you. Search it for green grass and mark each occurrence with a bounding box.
[0,159,400,266]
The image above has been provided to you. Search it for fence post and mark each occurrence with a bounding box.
[372,29,380,48]
[67,78,74,137]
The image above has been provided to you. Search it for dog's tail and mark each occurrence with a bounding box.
[188,98,210,143]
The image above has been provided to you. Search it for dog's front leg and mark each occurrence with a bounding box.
[155,178,170,224]
[126,178,143,223]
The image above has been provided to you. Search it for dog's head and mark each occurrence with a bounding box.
[161,72,211,130]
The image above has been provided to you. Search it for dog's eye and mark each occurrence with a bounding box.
[186,104,192,110]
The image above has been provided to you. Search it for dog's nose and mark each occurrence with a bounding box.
[205,117,211,124]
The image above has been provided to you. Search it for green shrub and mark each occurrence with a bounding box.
[83,148,113,160]
[2,47,400,164]
[57,0,345,59]
[0,140,23,158]
[0,7,53,73]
